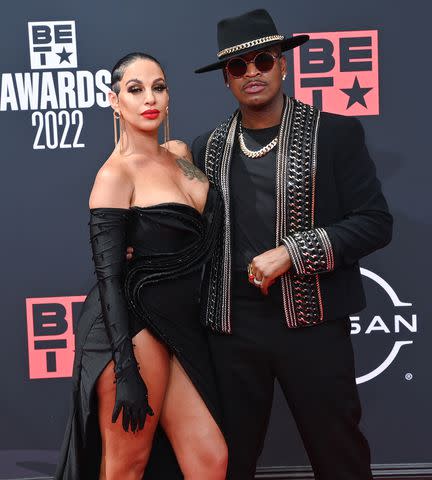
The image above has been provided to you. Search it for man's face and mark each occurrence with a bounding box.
[224,46,286,108]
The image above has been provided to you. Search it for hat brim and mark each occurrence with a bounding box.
[194,34,309,74]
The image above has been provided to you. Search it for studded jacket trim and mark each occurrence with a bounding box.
[203,97,334,332]
[202,112,238,333]
[281,228,334,276]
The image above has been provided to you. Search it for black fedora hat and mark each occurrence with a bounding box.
[195,9,309,74]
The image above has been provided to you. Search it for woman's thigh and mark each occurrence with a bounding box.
[160,356,227,469]
[96,328,171,462]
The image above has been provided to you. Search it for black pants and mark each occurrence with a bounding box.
[208,274,372,480]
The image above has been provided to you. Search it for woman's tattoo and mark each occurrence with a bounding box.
[176,157,207,182]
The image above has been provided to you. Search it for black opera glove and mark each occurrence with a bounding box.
[90,208,154,432]
[112,341,154,432]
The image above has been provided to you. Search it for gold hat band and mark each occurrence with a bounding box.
[217,35,285,59]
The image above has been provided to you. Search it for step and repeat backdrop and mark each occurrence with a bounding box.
[1,0,430,478]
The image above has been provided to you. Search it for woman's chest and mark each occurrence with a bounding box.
[131,163,209,212]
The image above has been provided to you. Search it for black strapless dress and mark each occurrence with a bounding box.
[55,189,223,479]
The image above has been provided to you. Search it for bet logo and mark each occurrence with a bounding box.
[351,268,417,385]
[28,21,77,69]
[293,30,379,116]
[26,295,86,379]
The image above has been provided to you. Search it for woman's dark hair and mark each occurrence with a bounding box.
[111,52,166,94]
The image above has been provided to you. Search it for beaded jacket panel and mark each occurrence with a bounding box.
[204,97,335,332]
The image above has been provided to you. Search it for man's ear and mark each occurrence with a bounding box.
[279,55,287,78]
[222,68,229,86]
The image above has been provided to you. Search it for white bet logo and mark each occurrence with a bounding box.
[28,21,77,69]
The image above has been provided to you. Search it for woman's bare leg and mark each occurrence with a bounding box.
[97,329,170,480]
[160,356,228,480]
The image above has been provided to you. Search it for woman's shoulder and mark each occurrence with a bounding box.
[89,155,134,209]
[161,139,192,162]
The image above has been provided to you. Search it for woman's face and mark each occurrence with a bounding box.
[110,58,169,133]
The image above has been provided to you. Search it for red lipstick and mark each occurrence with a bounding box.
[141,109,160,120]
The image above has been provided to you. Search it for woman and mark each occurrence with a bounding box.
[55,52,227,479]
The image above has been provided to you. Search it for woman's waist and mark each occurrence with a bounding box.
[135,271,202,312]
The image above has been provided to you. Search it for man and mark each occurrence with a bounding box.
[192,9,392,480]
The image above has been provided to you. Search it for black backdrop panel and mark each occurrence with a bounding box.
[0,0,430,477]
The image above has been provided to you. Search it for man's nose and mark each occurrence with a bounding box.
[244,60,260,77]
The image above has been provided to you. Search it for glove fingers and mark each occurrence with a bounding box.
[112,402,122,424]
[130,409,138,433]
[138,408,146,431]
[146,403,154,417]
[122,405,131,432]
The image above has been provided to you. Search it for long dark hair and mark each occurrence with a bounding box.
[111,52,166,94]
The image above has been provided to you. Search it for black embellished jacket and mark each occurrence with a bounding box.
[192,97,392,333]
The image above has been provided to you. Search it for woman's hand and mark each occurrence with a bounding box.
[112,342,154,432]
[126,246,134,260]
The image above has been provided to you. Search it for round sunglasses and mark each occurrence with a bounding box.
[225,51,280,78]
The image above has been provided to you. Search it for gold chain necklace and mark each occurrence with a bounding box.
[238,122,278,159]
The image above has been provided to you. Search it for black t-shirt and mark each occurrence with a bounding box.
[230,124,279,271]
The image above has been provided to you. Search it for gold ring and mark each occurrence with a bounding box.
[247,263,255,278]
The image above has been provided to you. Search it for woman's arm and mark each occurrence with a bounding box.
[89,162,153,432]
[89,162,133,209]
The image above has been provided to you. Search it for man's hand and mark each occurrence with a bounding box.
[126,246,133,261]
[249,246,292,295]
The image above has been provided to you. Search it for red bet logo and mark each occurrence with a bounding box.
[26,296,86,379]
[293,30,379,116]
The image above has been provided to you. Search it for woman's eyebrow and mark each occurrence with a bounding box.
[125,78,143,85]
